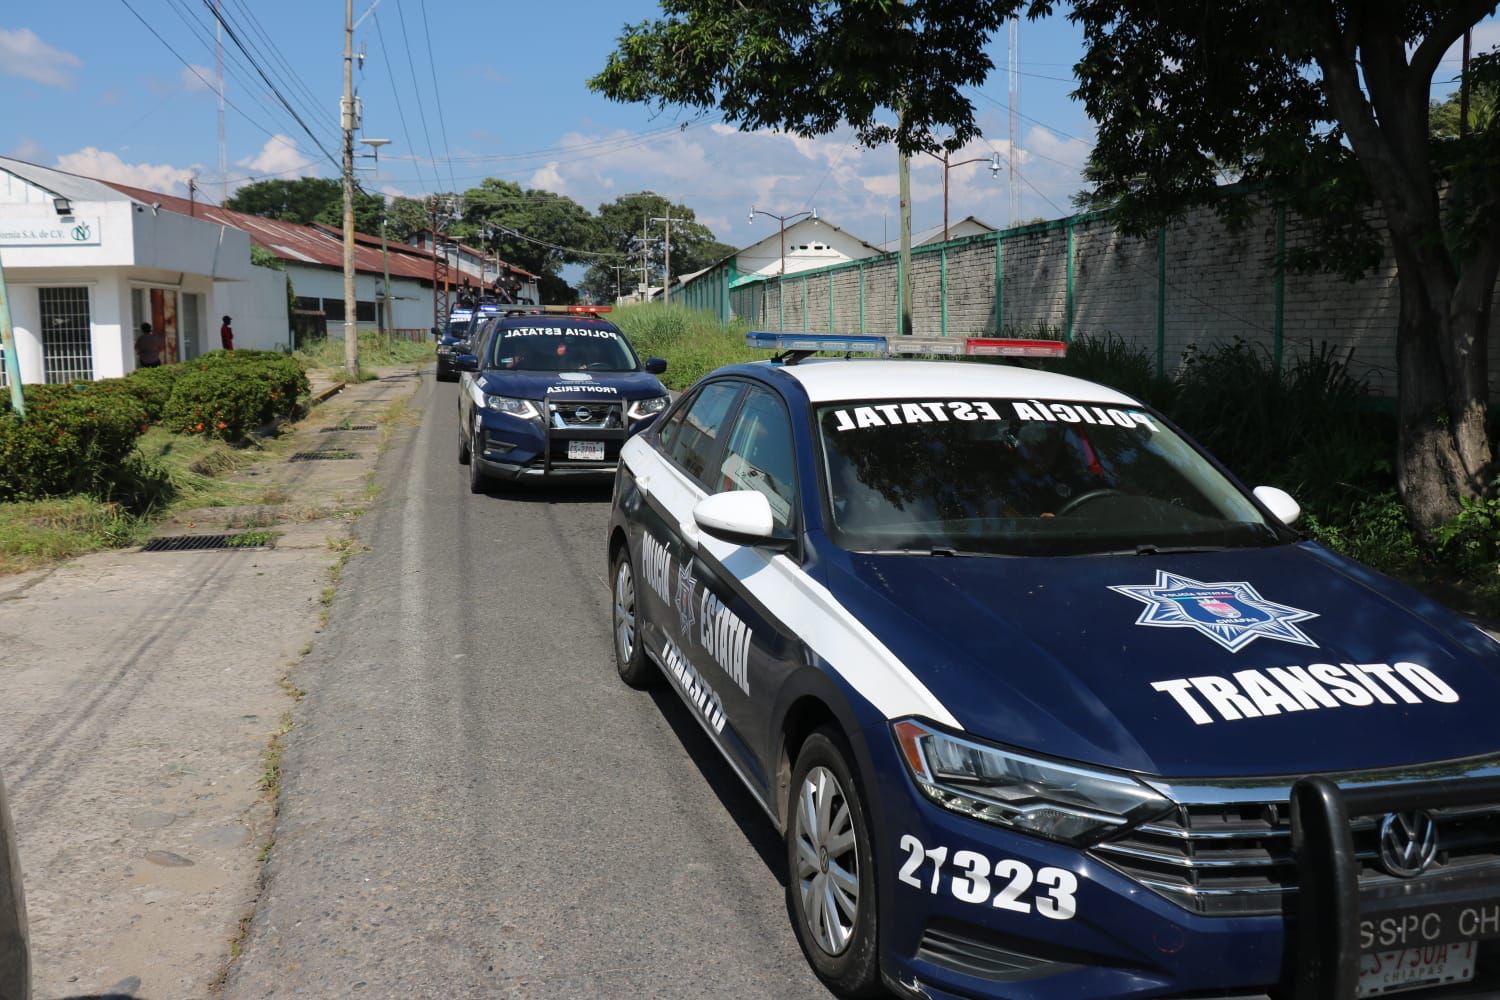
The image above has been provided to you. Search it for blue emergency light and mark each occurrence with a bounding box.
[745,331,1066,361]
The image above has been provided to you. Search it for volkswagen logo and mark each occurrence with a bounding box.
[1379,810,1439,878]
[574,406,593,422]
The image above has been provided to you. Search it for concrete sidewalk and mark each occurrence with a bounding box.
[0,366,425,1000]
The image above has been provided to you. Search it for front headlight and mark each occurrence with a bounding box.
[893,719,1171,846]
[626,395,670,422]
[485,394,542,420]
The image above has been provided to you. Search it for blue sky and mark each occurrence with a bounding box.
[2,3,1494,254]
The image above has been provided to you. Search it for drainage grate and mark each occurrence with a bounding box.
[319,424,377,432]
[140,533,273,553]
[290,450,360,461]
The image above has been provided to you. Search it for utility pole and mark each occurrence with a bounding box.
[214,0,227,203]
[650,211,674,306]
[923,150,1002,242]
[898,111,913,336]
[640,215,649,298]
[610,264,625,303]
[341,0,359,380]
[0,254,24,416]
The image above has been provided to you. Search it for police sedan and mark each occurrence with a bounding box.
[456,306,669,490]
[605,331,1500,1000]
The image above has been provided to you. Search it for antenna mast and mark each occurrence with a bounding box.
[1007,17,1020,226]
[214,0,227,202]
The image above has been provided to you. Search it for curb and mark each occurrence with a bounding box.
[308,381,347,407]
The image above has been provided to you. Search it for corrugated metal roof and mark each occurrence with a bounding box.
[0,156,139,204]
[103,180,441,282]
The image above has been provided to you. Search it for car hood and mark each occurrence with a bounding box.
[476,369,667,401]
[825,542,1500,777]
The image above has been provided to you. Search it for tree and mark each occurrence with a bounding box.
[225,176,385,235]
[450,179,597,301]
[592,2,1500,539]
[580,191,734,301]
[385,196,431,242]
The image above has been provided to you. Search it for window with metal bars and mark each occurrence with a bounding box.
[38,286,93,383]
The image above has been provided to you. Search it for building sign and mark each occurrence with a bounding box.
[0,218,102,247]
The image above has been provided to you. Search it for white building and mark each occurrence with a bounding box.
[0,156,267,384]
[735,217,882,279]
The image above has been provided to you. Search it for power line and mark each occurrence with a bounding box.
[224,0,326,123]
[490,223,625,259]
[203,0,342,169]
[115,0,290,146]
[371,9,429,195]
[801,126,857,211]
[970,87,1094,146]
[417,0,460,195]
[393,0,445,191]
[157,0,316,147]
[383,116,712,166]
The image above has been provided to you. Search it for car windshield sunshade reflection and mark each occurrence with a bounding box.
[816,399,1286,557]
[492,326,638,372]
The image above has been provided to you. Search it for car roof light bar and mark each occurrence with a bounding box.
[747,331,1067,362]
[964,338,1068,358]
[887,336,966,356]
[538,304,612,314]
[746,331,890,356]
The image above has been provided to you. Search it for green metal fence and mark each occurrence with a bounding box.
[677,203,1313,381]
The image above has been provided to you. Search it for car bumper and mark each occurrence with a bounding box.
[863,731,1500,999]
[469,409,655,481]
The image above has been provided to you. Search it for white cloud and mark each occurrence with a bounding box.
[528,161,567,193]
[0,26,80,87]
[235,134,316,179]
[53,147,196,195]
[180,64,216,94]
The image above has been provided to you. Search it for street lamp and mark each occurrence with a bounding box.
[923,150,1002,242]
[748,207,818,276]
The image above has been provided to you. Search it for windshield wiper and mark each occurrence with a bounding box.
[1131,543,1234,555]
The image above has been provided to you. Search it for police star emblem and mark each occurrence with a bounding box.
[1109,571,1319,653]
[675,562,697,636]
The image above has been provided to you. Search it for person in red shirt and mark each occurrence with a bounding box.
[220,315,234,351]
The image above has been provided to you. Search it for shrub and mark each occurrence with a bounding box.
[161,366,276,440]
[1045,331,1177,410]
[0,389,149,501]
[1435,483,1500,575]
[122,365,185,421]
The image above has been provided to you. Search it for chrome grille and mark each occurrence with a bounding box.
[548,401,621,429]
[1094,798,1500,916]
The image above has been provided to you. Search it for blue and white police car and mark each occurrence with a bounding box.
[435,303,491,382]
[455,306,669,490]
[605,331,1500,1000]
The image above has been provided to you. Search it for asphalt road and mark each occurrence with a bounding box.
[228,373,833,998]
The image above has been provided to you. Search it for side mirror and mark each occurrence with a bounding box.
[430,326,440,339]
[644,356,668,375]
[1253,485,1301,526]
[693,491,793,550]
[454,354,479,373]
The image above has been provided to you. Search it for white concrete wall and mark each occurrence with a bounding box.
[284,264,432,335]
[214,266,290,352]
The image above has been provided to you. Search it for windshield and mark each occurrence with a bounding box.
[443,318,471,340]
[817,398,1285,557]
[490,324,639,373]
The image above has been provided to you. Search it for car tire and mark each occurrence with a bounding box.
[611,547,657,688]
[458,424,471,465]
[467,431,489,494]
[787,728,881,998]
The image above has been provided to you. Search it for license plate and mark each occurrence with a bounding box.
[567,441,605,461]
[1358,941,1476,995]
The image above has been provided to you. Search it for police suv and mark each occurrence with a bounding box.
[455,306,669,490]
[435,301,498,382]
[606,331,1500,1000]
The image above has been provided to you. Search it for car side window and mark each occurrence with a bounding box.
[717,387,798,530]
[667,381,743,486]
[656,390,694,451]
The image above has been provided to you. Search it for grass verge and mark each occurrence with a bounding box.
[295,331,434,375]
[612,303,760,391]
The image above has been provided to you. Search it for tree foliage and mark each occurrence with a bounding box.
[225,177,385,235]
[594,0,1500,538]
[580,192,734,301]
[589,0,1023,154]
[449,179,597,289]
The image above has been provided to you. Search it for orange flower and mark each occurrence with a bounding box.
[196,422,205,432]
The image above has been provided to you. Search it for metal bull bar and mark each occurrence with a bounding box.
[1290,773,1500,999]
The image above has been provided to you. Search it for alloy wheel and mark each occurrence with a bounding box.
[794,765,860,956]
[614,560,637,663]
